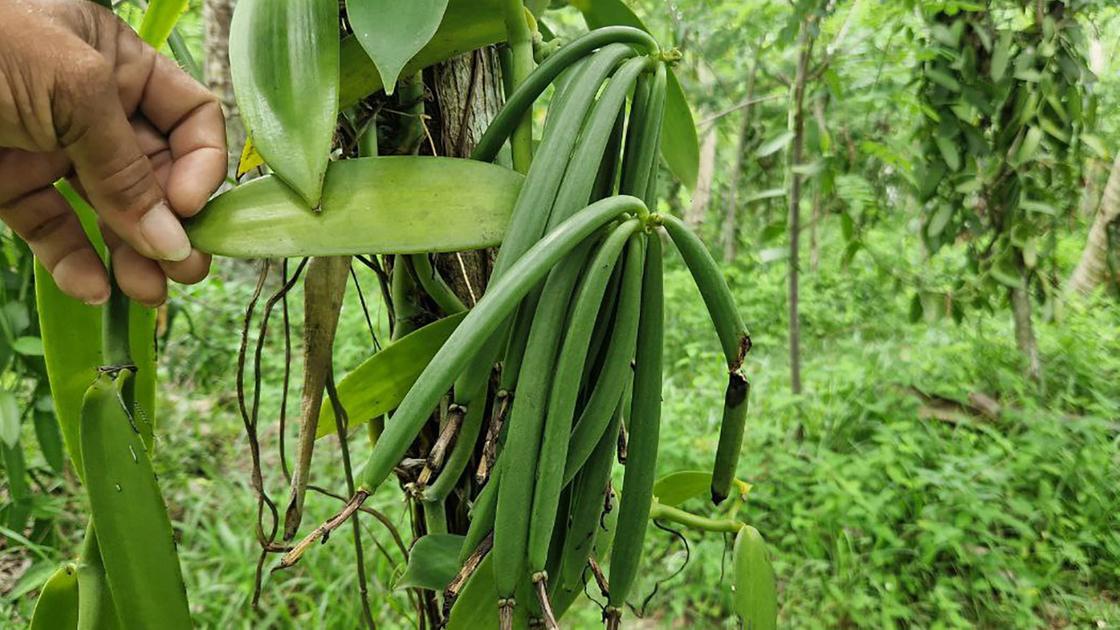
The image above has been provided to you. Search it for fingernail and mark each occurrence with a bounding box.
[84,291,110,307]
[140,202,192,262]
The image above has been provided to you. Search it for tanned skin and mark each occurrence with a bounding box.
[0,0,227,306]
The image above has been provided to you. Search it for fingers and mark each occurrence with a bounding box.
[102,228,166,307]
[0,186,109,305]
[138,54,228,217]
[55,52,193,264]
[160,250,212,285]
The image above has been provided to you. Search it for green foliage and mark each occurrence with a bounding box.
[914,1,1094,313]
[229,0,340,207]
[348,0,450,94]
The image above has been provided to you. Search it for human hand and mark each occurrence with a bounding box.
[0,0,227,307]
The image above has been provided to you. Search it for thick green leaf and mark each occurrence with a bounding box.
[317,313,465,438]
[189,158,523,258]
[29,563,79,630]
[230,0,340,207]
[349,0,450,94]
[733,525,777,630]
[756,131,795,158]
[653,470,711,507]
[339,0,506,108]
[0,390,19,448]
[395,534,464,591]
[574,0,699,188]
[138,0,190,48]
[35,183,157,477]
[663,71,700,188]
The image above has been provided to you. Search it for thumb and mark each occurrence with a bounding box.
[57,55,192,263]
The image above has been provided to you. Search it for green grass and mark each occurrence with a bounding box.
[5,212,1120,628]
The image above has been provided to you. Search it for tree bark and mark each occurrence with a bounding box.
[809,94,828,272]
[203,0,243,177]
[430,49,505,305]
[720,53,760,263]
[1068,153,1120,296]
[788,21,815,396]
[1010,271,1041,383]
[685,123,718,230]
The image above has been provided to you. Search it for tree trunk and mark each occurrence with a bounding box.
[203,0,243,177]
[1068,153,1120,296]
[685,123,718,230]
[809,94,827,272]
[810,184,821,272]
[430,49,505,304]
[720,51,761,263]
[788,21,815,397]
[1010,273,1041,383]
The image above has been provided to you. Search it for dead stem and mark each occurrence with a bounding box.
[588,557,609,597]
[616,422,629,464]
[417,404,466,486]
[498,599,515,630]
[476,390,510,483]
[307,484,408,557]
[603,607,621,630]
[442,532,493,618]
[533,576,561,630]
[277,489,370,569]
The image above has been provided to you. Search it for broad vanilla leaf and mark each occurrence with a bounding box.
[733,526,778,630]
[315,313,466,439]
[188,157,523,259]
[230,0,340,207]
[347,0,450,95]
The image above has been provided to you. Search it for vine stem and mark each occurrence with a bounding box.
[647,502,743,535]
[101,271,132,367]
[502,0,536,173]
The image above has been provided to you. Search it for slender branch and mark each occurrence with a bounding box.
[647,502,743,534]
